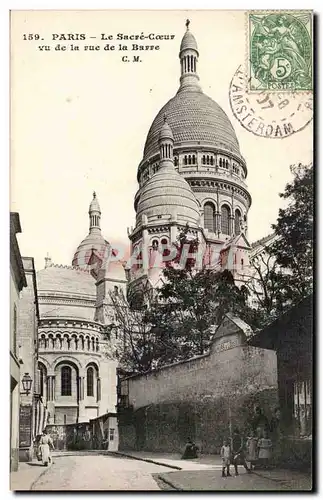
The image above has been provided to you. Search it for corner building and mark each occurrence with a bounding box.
[37,193,127,428]
[128,22,252,295]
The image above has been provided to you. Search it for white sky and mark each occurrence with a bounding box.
[10,10,313,272]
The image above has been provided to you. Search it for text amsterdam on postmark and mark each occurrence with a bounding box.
[229,65,313,139]
[247,10,313,92]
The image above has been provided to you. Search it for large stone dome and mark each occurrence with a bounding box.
[143,91,242,161]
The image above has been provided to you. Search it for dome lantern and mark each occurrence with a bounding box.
[178,19,201,93]
[89,191,101,232]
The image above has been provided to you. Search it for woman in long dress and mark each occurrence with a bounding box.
[39,429,54,466]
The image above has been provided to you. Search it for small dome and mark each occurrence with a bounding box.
[89,191,100,213]
[180,29,198,54]
[136,164,200,226]
[159,118,174,142]
[72,234,110,269]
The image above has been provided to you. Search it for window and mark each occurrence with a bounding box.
[234,209,241,235]
[109,428,115,441]
[221,205,231,235]
[87,367,94,397]
[204,202,216,232]
[184,156,187,165]
[61,366,72,396]
[64,414,67,424]
[202,155,206,165]
[241,259,244,268]
[152,239,158,249]
[174,157,178,166]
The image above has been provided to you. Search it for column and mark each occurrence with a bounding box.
[46,374,56,425]
[78,373,87,423]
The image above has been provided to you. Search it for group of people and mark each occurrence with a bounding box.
[220,406,281,477]
[181,405,281,478]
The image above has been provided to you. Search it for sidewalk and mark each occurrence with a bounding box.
[115,450,312,491]
[113,450,221,471]
[10,460,52,491]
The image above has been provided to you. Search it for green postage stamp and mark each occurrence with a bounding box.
[248,11,313,92]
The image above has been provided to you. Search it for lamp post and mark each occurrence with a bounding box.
[21,373,32,395]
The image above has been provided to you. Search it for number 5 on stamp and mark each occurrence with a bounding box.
[248,11,313,92]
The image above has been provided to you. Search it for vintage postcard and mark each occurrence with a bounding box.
[10,10,313,491]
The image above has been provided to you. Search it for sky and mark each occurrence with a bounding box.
[10,10,313,272]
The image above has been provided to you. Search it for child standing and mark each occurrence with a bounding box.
[220,439,232,477]
[246,430,258,470]
[257,430,272,468]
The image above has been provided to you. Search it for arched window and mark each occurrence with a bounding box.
[174,157,178,166]
[221,205,231,235]
[204,202,216,232]
[202,155,206,165]
[219,158,222,168]
[188,155,191,165]
[192,155,196,164]
[61,366,72,396]
[234,209,241,235]
[87,367,94,397]
[184,156,187,165]
[210,157,214,165]
[152,239,158,250]
[206,155,210,165]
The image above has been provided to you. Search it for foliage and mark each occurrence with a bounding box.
[269,163,313,302]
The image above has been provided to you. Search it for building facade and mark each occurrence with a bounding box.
[10,213,27,471]
[17,257,44,462]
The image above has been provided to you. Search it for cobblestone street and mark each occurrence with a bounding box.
[32,455,171,491]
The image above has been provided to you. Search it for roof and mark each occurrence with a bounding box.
[72,232,110,269]
[37,264,96,298]
[248,294,313,351]
[143,91,242,161]
[179,29,199,54]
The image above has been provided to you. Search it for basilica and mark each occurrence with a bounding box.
[35,22,267,432]
[128,20,253,297]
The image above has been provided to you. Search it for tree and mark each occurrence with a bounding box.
[107,286,157,373]
[268,163,313,304]
[144,228,257,364]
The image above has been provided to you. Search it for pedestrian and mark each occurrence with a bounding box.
[250,405,270,439]
[181,437,199,459]
[257,429,272,468]
[245,429,258,470]
[39,429,55,467]
[231,428,251,476]
[220,438,232,477]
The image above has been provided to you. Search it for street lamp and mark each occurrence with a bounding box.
[21,372,32,395]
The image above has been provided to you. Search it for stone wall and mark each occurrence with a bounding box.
[118,314,278,453]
